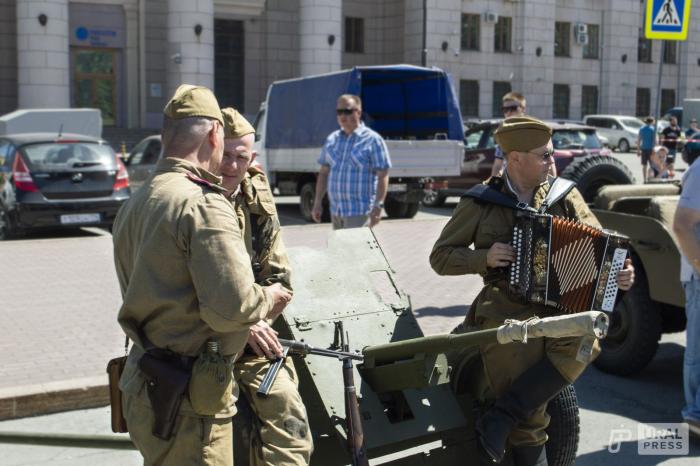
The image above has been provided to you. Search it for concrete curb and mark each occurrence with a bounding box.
[0,376,109,420]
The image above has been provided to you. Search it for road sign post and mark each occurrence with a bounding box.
[645,0,692,127]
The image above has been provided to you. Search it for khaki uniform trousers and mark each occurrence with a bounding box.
[123,391,233,466]
[477,314,601,447]
[234,356,313,466]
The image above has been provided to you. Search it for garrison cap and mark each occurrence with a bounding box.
[221,107,255,139]
[163,84,224,124]
[494,116,552,154]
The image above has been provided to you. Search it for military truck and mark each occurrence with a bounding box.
[233,228,610,466]
[591,183,686,375]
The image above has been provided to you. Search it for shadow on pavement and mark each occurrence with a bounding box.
[2,227,109,241]
[576,341,685,422]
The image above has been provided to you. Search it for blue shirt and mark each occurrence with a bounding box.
[318,123,391,217]
[680,158,700,282]
[638,124,656,150]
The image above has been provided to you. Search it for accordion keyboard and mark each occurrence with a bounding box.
[601,248,627,312]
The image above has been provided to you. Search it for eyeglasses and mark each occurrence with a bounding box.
[502,105,520,114]
[527,149,554,160]
[336,108,357,116]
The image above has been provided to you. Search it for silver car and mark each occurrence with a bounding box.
[582,114,644,153]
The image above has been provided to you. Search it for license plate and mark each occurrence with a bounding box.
[388,183,407,193]
[60,213,101,225]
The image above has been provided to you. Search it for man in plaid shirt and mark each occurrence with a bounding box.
[311,94,391,229]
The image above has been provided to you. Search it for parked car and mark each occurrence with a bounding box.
[423,119,634,206]
[126,134,162,191]
[582,114,644,152]
[0,133,130,238]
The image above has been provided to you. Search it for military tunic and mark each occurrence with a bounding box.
[232,167,313,466]
[113,158,274,465]
[430,175,602,446]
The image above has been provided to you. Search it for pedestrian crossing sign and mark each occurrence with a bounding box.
[645,0,692,40]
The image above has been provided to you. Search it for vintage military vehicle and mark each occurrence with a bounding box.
[591,183,686,376]
[234,228,610,466]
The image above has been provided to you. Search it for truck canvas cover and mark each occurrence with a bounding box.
[265,65,464,148]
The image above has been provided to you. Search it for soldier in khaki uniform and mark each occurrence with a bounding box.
[218,107,313,465]
[430,117,635,466]
[112,85,291,466]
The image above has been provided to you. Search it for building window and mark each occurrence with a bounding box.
[661,89,676,113]
[553,84,570,119]
[636,88,651,117]
[554,22,570,57]
[492,81,512,117]
[344,17,364,53]
[663,41,677,64]
[494,17,512,53]
[581,85,598,118]
[460,80,480,117]
[638,29,652,63]
[583,24,599,59]
[461,14,480,51]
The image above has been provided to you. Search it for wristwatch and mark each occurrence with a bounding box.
[373,201,385,209]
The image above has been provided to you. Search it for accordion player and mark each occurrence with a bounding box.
[507,211,629,314]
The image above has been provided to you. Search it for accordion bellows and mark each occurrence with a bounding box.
[508,213,628,314]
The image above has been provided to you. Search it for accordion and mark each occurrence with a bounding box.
[508,212,628,314]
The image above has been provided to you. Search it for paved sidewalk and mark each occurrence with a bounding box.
[0,216,478,419]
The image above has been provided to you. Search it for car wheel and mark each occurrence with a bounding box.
[0,210,16,240]
[545,385,580,466]
[617,139,630,153]
[299,182,329,223]
[560,154,636,202]
[422,189,446,207]
[593,257,662,376]
[385,198,420,219]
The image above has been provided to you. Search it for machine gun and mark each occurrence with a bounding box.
[257,322,369,466]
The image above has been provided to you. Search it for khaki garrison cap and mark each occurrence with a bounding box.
[163,84,224,124]
[494,116,552,154]
[221,107,255,139]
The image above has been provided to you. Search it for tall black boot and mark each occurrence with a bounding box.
[475,357,568,464]
[512,444,547,466]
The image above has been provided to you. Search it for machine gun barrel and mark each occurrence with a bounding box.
[362,311,609,365]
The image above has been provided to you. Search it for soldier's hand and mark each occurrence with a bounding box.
[486,242,516,268]
[247,321,284,359]
[616,258,635,290]
[311,202,323,223]
[266,283,292,320]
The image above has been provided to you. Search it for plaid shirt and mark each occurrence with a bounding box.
[318,123,391,217]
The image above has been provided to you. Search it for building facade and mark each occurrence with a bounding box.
[1,0,699,130]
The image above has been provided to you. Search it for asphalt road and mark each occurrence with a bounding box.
[0,150,696,465]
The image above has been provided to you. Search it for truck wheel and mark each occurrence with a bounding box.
[593,260,662,376]
[422,188,446,207]
[299,182,329,222]
[0,210,19,240]
[617,138,630,153]
[560,154,636,202]
[385,198,420,219]
[545,385,580,466]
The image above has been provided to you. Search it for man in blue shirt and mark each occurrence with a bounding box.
[636,116,657,183]
[312,94,391,229]
[674,147,700,437]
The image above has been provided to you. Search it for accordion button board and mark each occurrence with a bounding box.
[508,212,629,315]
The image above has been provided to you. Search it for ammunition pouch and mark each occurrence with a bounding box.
[106,356,128,433]
[138,349,194,441]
